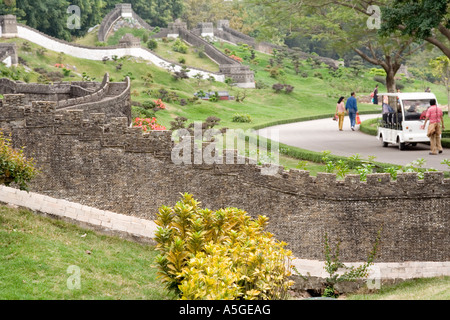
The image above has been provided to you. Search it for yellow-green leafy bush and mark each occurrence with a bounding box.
[154,193,295,300]
[0,132,38,190]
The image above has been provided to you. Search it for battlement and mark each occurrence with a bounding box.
[4,103,449,200]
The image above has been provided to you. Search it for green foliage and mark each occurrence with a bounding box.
[380,0,449,42]
[0,132,38,190]
[369,68,387,77]
[154,193,295,300]
[147,39,158,50]
[2,0,184,41]
[322,229,381,298]
[296,160,309,170]
[207,91,219,102]
[232,113,252,123]
[172,39,188,54]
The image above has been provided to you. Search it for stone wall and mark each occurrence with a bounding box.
[0,14,17,38]
[14,23,226,84]
[178,28,255,87]
[1,104,448,263]
[0,74,131,122]
[97,6,122,42]
[217,23,343,69]
[0,43,18,66]
[0,77,101,104]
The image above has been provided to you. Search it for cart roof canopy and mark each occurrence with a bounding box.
[378,92,437,101]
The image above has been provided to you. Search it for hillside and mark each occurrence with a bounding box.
[2,35,447,134]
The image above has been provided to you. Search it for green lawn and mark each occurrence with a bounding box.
[0,205,174,300]
[1,204,448,300]
[346,276,450,300]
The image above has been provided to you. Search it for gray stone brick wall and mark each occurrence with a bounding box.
[1,102,448,263]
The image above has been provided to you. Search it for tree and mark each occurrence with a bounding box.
[249,0,425,93]
[430,56,450,116]
[349,55,365,78]
[0,0,184,40]
[380,0,450,59]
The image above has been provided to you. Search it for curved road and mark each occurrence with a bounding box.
[257,114,449,171]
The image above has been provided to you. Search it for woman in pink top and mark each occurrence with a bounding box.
[335,97,346,131]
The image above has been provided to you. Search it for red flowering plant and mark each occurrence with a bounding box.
[154,99,166,110]
[134,117,166,132]
[229,55,243,63]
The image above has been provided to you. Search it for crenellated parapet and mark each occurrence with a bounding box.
[2,101,449,201]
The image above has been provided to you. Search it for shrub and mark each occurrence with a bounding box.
[0,132,38,190]
[208,91,219,102]
[322,230,381,298]
[255,80,268,89]
[154,193,295,300]
[172,39,188,54]
[313,72,323,79]
[272,83,294,94]
[272,83,285,93]
[173,66,190,80]
[232,113,252,123]
[284,84,294,94]
[147,39,158,50]
[142,33,149,43]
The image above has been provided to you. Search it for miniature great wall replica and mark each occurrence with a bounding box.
[0,4,448,287]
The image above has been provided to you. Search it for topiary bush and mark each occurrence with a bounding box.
[172,39,188,54]
[232,113,252,123]
[154,193,295,300]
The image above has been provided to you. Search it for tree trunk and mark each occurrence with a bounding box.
[385,67,398,108]
[385,68,397,93]
[447,87,450,118]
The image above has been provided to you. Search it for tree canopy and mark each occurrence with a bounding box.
[0,0,183,41]
[380,0,450,59]
[248,0,425,92]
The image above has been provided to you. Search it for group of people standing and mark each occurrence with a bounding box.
[335,92,359,131]
[334,85,445,155]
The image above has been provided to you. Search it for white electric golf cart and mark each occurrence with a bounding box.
[377,92,439,150]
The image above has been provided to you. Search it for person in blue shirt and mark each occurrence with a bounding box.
[345,92,358,131]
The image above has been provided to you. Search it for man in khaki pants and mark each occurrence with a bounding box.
[421,99,445,155]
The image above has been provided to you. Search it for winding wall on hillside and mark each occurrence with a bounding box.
[11,23,225,83]
[0,97,448,265]
[0,74,131,121]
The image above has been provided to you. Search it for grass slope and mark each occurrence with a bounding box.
[347,276,450,300]
[0,205,173,300]
[1,204,448,300]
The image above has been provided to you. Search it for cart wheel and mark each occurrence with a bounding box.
[380,135,388,147]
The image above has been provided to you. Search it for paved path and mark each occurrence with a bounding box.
[0,185,158,244]
[258,114,449,171]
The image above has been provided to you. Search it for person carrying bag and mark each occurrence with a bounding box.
[421,99,445,155]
